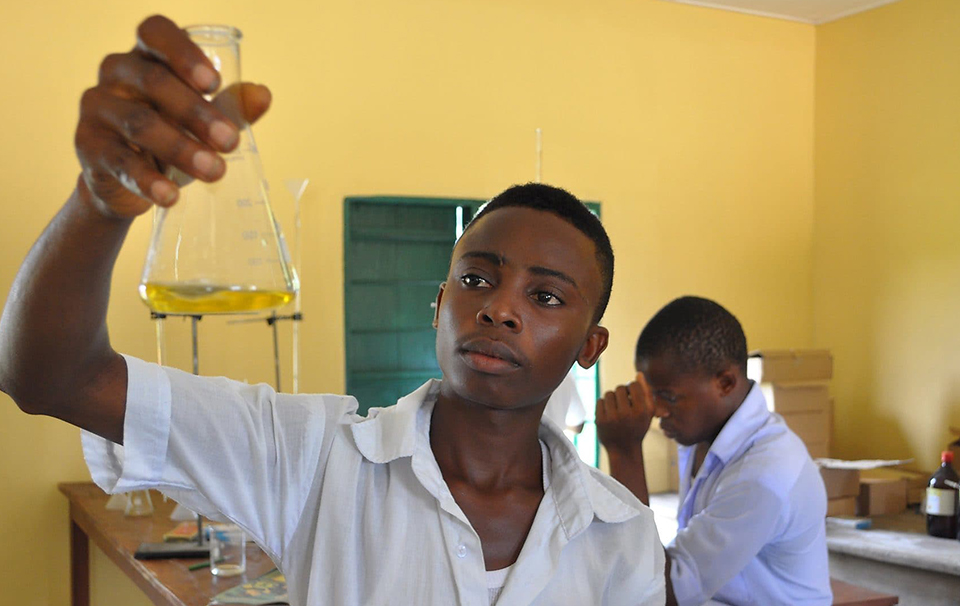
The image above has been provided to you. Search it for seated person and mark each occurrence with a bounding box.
[0,16,664,605]
[596,296,831,606]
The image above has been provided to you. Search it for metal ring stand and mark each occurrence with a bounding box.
[143,309,303,551]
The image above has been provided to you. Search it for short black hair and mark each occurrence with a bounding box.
[635,296,747,376]
[461,183,614,323]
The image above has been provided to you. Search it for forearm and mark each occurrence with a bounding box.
[0,181,130,426]
[606,443,650,506]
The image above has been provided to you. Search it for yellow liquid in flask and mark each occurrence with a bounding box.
[139,283,293,314]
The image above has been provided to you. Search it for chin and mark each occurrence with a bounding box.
[462,381,525,410]
[442,367,501,401]
[444,371,541,411]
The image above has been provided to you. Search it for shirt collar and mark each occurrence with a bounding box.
[537,410,643,529]
[349,380,644,535]
[348,379,432,464]
[704,381,770,465]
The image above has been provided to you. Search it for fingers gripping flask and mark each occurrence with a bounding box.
[139,25,298,315]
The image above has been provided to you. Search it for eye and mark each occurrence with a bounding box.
[534,291,563,307]
[656,392,679,405]
[460,274,490,288]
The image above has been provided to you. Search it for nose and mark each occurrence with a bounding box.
[652,397,670,419]
[477,290,522,332]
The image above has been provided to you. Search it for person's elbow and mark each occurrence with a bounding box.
[0,323,40,413]
[0,372,41,416]
[0,359,54,416]
[0,341,87,417]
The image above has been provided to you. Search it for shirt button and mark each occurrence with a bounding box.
[456,544,467,558]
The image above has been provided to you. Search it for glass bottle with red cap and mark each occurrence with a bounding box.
[926,451,959,539]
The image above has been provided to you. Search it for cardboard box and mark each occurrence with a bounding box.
[760,382,831,414]
[861,468,928,506]
[856,478,907,516]
[768,389,832,458]
[780,409,831,447]
[827,497,857,517]
[747,349,833,383]
[821,467,861,499]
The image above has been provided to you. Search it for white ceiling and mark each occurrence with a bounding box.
[658,0,903,24]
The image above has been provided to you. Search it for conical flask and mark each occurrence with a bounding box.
[139,25,298,315]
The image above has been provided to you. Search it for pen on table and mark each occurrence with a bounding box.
[189,557,227,571]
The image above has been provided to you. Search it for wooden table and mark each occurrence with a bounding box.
[62,482,900,606]
[59,482,278,606]
[831,579,898,606]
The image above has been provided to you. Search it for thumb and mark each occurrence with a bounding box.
[239,82,272,125]
[635,372,654,415]
[211,83,272,129]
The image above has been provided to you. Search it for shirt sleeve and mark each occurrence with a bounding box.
[666,478,784,606]
[597,505,666,606]
[629,516,667,606]
[637,544,667,606]
[81,354,357,564]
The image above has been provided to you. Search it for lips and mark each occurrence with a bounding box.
[458,337,524,374]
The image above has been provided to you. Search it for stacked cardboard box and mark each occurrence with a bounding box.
[819,463,915,517]
[861,467,926,507]
[856,477,907,516]
[821,466,860,516]
[747,349,833,458]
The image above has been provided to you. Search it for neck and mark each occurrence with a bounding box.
[430,385,545,491]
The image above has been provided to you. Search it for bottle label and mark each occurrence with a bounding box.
[926,488,957,515]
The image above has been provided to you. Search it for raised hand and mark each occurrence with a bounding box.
[596,372,655,454]
[75,15,271,218]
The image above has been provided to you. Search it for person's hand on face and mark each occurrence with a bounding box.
[596,372,655,454]
[75,15,272,219]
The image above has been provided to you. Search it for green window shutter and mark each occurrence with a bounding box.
[344,197,481,415]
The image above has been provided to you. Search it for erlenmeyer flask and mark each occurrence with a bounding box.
[124,490,154,517]
[139,25,298,315]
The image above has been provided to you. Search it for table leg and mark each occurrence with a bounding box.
[70,516,90,606]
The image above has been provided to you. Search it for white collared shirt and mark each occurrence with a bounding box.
[669,383,832,606]
[83,355,665,606]
[542,372,587,430]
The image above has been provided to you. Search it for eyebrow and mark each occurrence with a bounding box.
[529,265,579,290]
[457,250,584,298]
[459,251,504,266]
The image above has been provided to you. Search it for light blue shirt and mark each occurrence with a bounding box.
[669,382,832,606]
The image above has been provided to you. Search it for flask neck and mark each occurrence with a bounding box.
[185,25,243,90]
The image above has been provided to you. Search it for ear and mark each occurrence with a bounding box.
[714,364,739,398]
[432,282,446,329]
[576,325,609,369]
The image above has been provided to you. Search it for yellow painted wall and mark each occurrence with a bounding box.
[0,0,814,603]
[814,0,960,471]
